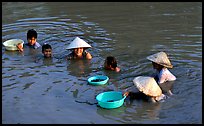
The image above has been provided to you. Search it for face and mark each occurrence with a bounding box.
[152,62,163,70]
[74,48,84,56]
[152,62,159,69]
[27,37,37,46]
[43,48,52,58]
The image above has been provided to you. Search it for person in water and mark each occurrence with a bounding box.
[146,51,176,95]
[42,43,52,58]
[104,56,120,72]
[123,52,176,102]
[123,76,166,103]
[146,51,176,84]
[17,29,41,52]
[66,37,92,60]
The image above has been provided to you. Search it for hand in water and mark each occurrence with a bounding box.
[16,43,23,52]
[123,92,129,97]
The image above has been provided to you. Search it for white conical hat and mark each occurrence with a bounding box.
[133,76,162,97]
[66,37,91,50]
[146,51,173,68]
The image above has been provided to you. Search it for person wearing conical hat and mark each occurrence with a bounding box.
[66,37,92,60]
[147,51,176,84]
[124,76,167,102]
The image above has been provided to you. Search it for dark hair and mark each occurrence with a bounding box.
[42,43,52,52]
[106,56,117,68]
[27,29,37,40]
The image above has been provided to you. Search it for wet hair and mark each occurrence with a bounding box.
[27,29,37,40]
[105,56,117,68]
[42,43,52,52]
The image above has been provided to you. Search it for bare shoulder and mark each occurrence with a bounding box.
[86,52,92,60]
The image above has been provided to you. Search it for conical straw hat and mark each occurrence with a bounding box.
[133,76,162,97]
[66,37,91,50]
[146,51,173,68]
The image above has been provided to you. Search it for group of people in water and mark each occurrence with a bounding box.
[16,29,121,72]
[124,51,176,102]
[16,29,176,103]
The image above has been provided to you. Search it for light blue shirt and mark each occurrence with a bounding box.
[25,42,41,49]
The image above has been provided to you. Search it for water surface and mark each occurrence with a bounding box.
[2,2,202,124]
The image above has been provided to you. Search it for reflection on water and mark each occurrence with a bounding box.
[126,101,162,123]
[2,2,202,124]
[42,58,55,66]
[96,106,126,122]
[96,99,162,124]
[67,59,92,77]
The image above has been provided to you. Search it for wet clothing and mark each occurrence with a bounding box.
[25,42,41,49]
[156,68,176,84]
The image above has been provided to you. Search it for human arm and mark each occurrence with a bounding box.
[16,43,23,52]
[123,92,130,97]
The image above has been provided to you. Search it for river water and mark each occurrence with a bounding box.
[2,2,202,124]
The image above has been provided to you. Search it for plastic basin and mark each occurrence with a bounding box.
[88,75,109,85]
[3,39,24,51]
[96,91,126,109]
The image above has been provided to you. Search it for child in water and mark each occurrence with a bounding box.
[42,43,52,58]
[104,56,120,72]
[17,29,41,52]
[66,37,92,60]
[146,51,176,84]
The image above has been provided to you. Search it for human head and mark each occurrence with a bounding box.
[42,43,52,58]
[27,29,37,46]
[104,56,118,70]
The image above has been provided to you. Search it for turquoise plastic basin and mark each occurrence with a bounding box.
[96,91,126,109]
[88,75,109,85]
